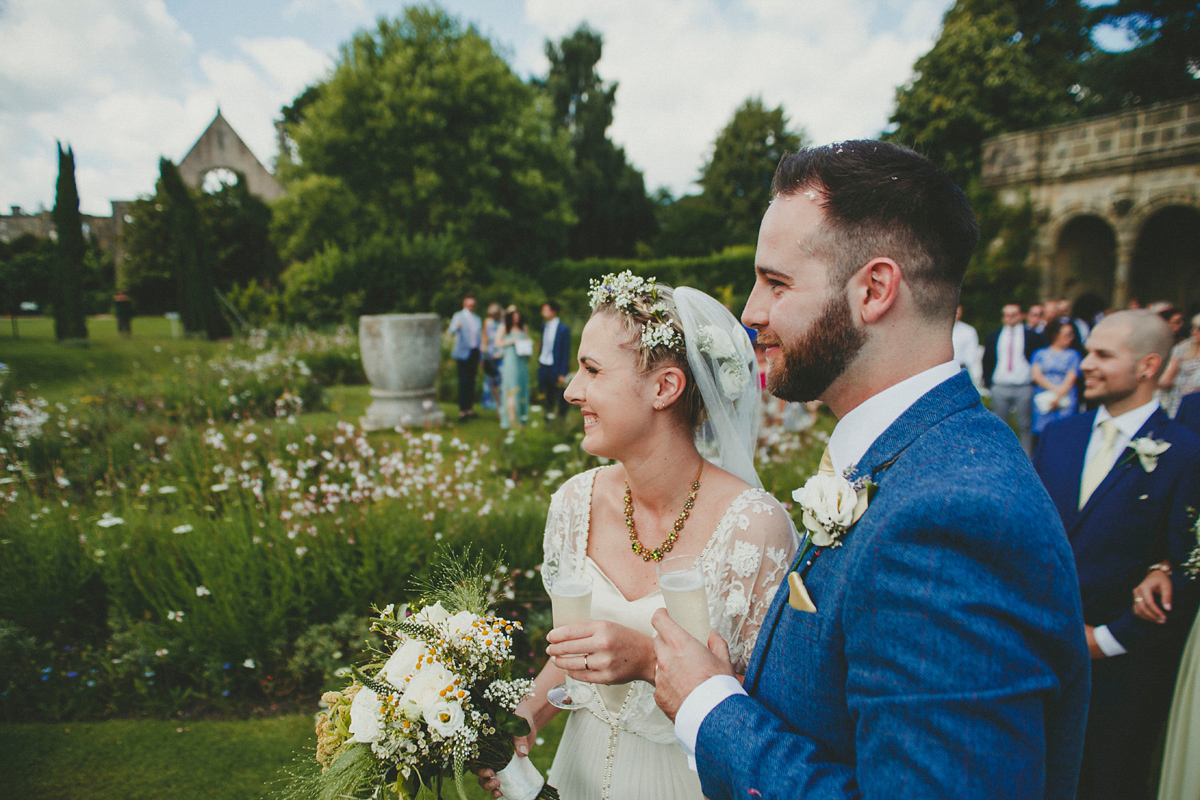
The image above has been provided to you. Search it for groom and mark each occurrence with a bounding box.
[653,141,1090,799]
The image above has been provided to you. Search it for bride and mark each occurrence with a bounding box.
[480,272,798,799]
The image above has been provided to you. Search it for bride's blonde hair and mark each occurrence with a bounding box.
[589,280,704,430]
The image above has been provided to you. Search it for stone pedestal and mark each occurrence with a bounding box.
[358,313,445,430]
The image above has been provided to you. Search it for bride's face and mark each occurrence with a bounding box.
[564,312,655,459]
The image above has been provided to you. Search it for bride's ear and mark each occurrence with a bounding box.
[652,366,687,410]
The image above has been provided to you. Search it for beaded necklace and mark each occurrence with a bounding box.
[624,461,704,562]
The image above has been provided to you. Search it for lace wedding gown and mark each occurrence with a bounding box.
[541,467,798,800]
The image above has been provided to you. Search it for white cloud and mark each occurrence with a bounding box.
[1,0,949,216]
[283,0,367,19]
[0,0,330,215]
[524,0,948,195]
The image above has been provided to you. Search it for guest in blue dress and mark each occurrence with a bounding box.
[496,305,531,429]
[1031,322,1083,434]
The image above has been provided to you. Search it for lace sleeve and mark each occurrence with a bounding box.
[702,490,800,671]
[540,469,599,593]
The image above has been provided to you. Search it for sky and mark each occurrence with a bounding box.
[0,0,1132,217]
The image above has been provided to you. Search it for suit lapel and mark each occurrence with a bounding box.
[848,371,981,486]
[1072,409,1170,532]
[744,371,981,688]
[1049,412,1095,533]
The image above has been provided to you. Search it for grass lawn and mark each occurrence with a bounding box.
[0,712,568,800]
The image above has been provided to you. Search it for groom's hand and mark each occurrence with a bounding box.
[651,608,734,721]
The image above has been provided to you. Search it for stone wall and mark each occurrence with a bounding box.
[981,95,1200,308]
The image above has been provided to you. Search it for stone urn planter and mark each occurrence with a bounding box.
[358,313,445,430]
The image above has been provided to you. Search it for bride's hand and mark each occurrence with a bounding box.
[546,620,656,684]
[475,706,537,798]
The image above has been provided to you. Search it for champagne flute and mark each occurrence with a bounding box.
[546,574,594,710]
[656,554,711,641]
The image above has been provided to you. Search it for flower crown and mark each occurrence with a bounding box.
[588,271,685,352]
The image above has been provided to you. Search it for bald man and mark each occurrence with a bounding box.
[1034,310,1200,800]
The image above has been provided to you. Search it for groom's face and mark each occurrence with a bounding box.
[743,192,866,403]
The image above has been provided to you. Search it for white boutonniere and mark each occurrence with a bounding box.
[791,472,874,547]
[1127,435,1170,472]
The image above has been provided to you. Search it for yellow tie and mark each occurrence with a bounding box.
[818,446,835,476]
[1079,420,1119,509]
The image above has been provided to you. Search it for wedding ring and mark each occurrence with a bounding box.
[583,654,589,671]
[1134,596,1144,603]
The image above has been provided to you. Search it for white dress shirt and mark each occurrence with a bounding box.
[673,361,962,768]
[1085,398,1161,657]
[992,325,1033,386]
[539,317,559,366]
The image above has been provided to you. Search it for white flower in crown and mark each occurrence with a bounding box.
[792,473,872,547]
[588,270,655,310]
[1129,435,1170,472]
[641,322,685,351]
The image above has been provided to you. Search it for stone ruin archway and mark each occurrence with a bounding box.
[1129,205,1200,314]
[177,110,283,202]
[1050,213,1117,303]
[982,95,1200,309]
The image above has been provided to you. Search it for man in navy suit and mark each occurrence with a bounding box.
[1172,389,1200,435]
[537,301,571,419]
[652,141,1089,799]
[1034,310,1200,800]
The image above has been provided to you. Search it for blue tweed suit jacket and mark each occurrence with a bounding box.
[1033,406,1200,650]
[696,371,1090,799]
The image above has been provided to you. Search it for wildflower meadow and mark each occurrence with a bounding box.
[0,317,823,731]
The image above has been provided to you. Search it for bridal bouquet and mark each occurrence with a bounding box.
[282,557,558,800]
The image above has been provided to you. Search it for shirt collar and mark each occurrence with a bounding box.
[1094,398,1160,440]
[827,361,962,475]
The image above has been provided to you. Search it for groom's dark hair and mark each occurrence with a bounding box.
[770,140,979,321]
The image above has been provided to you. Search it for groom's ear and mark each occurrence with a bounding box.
[851,257,901,324]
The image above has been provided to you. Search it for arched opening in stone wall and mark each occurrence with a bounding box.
[1052,215,1116,304]
[1129,206,1200,316]
[201,167,239,193]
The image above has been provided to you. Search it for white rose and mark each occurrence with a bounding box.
[1131,437,1170,471]
[792,474,867,546]
[701,325,737,359]
[412,601,451,626]
[382,638,429,686]
[444,610,478,638]
[348,687,383,743]
[399,660,458,719]
[424,699,466,737]
[718,359,748,396]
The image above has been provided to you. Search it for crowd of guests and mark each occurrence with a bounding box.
[446,294,572,427]
[953,296,1200,799]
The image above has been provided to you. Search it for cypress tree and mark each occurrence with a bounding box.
[159,158,228,339]
[52,142,88,340]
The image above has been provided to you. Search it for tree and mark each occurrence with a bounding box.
[887,0,1094,186]
[276,5,574,319]
[159,158,228,339]
[540,25,656,258]
[0,235,55,338]
[195,173,282,290]
[52,143,88,340]
[1082,0,1199,111]
[697,97,807,248]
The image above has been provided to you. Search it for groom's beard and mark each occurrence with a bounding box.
[767,289,866,403]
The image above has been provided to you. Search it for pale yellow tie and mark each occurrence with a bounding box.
[818,446,835,476]
[1079,420,1119,509]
